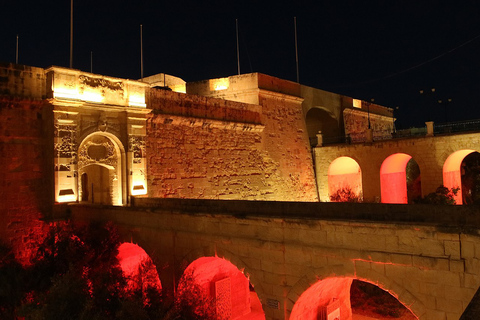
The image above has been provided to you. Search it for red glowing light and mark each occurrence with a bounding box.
[328,157,362,201]
[117,242,162,295]
[290,277,418,320]
[380,153,412,203]
[443,149,475,205]
[181,257,265,319]
[290,278,353,320]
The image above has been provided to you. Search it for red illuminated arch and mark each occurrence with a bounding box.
[443,149,476,205]
[117,242,161,296]
[290,277,418,320]
[380,153,413,204]
[328,156,362,201]
[179,257,265,320]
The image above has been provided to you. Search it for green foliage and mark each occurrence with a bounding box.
[414,185,459,205]
[164,270,215,320]
[330,187,361,203]
[1,222,214,320]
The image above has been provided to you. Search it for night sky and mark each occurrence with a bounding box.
[2,1,480,128]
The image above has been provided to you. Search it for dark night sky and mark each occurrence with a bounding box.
[2,1,480,128]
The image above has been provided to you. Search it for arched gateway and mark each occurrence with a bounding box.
[49,66,149,205]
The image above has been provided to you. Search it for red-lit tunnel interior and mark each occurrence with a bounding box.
[117,242,162,296]
[443,149,476,205]
[290,277,417,320]
[178,256,265,320]
[328,156,362,202]
[380,153,422,204]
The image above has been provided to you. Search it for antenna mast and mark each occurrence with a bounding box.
[140,24,144,80]
[16,35,18,64]
[70,0,73,68]
[236,19,240,75]
[294,17,299,83]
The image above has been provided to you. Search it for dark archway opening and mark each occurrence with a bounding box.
[306,108,341,146]
[461,151,480,204]
[350,280,417,319]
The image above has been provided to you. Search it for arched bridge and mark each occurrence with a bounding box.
[57,199,480,320]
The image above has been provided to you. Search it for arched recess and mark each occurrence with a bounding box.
[328,156,362,202]
[77,132,126,205]
[305,107,341,146]
[178,256,265,320]
[289,277,418,319]
[443,149,480,204]
[117,242,162,298]
[380,153,421,204]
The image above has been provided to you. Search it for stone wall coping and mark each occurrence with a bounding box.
[119,198,480,231]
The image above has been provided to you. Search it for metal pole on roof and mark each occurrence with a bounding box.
[140,24,144,80]
[70,0,73,68]
[236,19,240,75]
[16,35,18,64]
[294,17,299,83]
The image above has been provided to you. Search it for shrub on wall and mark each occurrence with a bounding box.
[330,187,362,203]
[414,185,459,205]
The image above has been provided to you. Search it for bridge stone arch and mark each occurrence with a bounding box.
[178,246,267,301]
[286,263,424,319]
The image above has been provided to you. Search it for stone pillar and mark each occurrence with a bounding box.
[366,128,373,143]
[426,121,434,137]
[316,131,323,147]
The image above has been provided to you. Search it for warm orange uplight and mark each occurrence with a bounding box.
[131,184,147,196]
[328,157,362,201]
[290,278,353,320]
[209,77,230,91]
[117,243,162,294]
[181,257,264,320]
[443,149,476,205]
[380,153,412,203]
[57,188,77,203]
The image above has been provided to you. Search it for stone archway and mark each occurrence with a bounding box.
[443,149,479,205]
[380,153,421,204]
[328,156,363,202]
[77,133,125,205]
[305,107,341,146]
[177,256,265,320]
[289,277,418,320]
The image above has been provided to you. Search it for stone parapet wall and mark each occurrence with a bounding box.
[149,88,262,124]
[0,63,46,99]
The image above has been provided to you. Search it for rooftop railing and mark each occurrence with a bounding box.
[312,119,480,147]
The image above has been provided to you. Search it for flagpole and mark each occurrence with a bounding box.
[294,17,299,83]
[140,24,144,80]
[16,35,18,64]
[236,19,240,75]
[70,0,73,68]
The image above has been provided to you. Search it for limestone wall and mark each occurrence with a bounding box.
[146,89,318,201]
[0,98,52,263]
